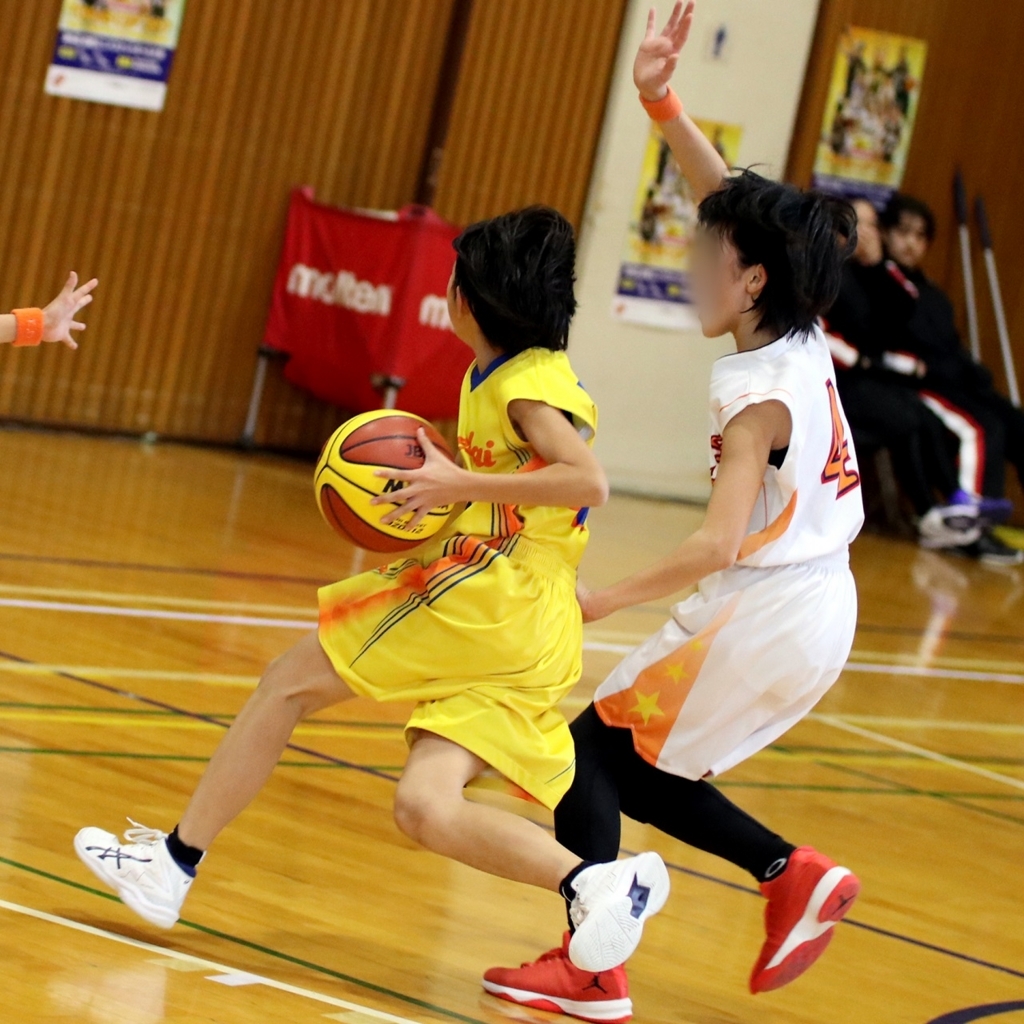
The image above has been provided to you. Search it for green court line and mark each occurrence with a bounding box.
[0,854,490,1024]
[715,780,1024,800]
[3,746,1021,799]
[773,743,1024,768]
[0,747,404,770]
[0,702,406,728]
[816,761,1024,828]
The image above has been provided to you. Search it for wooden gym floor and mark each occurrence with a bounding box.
[0,430,1022,1024]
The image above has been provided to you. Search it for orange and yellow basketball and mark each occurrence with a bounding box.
[314,410,456,553]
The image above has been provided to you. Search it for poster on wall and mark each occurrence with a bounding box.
[45,0,188,112]
[810,26,927,204]
[612,118,742,330]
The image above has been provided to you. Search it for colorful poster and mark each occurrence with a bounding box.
[811,26,927,204]
[612,119,742,330]
[45,0,188,112]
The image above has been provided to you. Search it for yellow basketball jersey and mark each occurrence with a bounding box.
[454,347,598,570]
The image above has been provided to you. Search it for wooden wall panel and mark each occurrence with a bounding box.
[0,0,625,450]
[433,0,628,229]
[0,0,455,449]
[788,0,1024,403]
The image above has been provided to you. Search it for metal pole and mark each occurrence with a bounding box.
[240,351,270,448]
[954,170,981,361]
[975,195,1021,407]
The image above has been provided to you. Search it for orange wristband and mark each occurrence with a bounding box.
[639,87,684,123]
[12,308,44,347]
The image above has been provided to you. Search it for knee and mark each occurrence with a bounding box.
[254,655,321,719]
[393,780,457,847]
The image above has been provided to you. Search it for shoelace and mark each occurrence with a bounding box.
[122,818,167,846]
[569,897,588,930]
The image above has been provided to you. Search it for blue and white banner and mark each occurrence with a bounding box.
[45,1,188,113]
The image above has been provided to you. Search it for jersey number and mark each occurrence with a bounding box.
[821,380,861,498]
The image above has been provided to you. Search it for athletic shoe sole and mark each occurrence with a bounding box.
[73,831,180,929]
[568,852,670,973]
[482,980,633,1023]
[753,866,860,993]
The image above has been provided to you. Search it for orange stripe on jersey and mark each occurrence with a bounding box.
[594,594,740,766]
[737,489,798,560]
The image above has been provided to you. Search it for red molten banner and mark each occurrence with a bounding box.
[263,188,472,419]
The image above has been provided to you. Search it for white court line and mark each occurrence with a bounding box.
[840,662,1024,684]
[0,582,316,618]
[0,898,424,1024]
[0,595,1020,686]
[809,714,1024,793]
[0,597,316,630]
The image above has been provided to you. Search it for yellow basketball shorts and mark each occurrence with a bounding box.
[317,533,581,809]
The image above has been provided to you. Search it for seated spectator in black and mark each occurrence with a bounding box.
[881,192,1024,565]
[823,198,980,550]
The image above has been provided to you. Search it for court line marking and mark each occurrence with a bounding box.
[0,664,259,685]
[0,710,404,739]
[8,652,1024,966]
[1,550,1021,646]
[0,596,316,629]
[0,550,329,586]
[810,715,1024,793]
[812,761,1024,830]
[0,582,317,617]
[5,816,1024,993]
[0,858,489,1024]
[0,898,425,1024]
[0,747,404,769]
[812,715,1024,736]
[0,649,400,783]
[1,596,1022,686]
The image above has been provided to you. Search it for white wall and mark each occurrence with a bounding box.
[572,0,821,500]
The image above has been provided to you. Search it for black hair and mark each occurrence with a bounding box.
[452,206,577,354]
[879,192,936,240]
[697,169,857,338]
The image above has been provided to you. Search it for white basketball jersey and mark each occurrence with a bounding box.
[709,325,864,567]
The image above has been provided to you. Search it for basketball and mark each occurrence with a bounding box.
[314,410,457,553]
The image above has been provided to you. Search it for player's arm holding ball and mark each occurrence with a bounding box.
[0,272,98,349]
[635,1,727,203]
[375,407,608,529]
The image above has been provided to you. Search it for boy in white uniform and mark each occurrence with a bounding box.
[484,5,863,1020]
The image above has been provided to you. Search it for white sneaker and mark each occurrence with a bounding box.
[565,852,670,972]
[73,819,194,928]
[918,503,981,549]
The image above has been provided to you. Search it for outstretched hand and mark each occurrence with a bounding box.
[42,272,98,349]
[634,1,695,101]
[371,427,467,528]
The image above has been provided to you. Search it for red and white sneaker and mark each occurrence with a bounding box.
[483,932,632,1023]
[749,846,860,993]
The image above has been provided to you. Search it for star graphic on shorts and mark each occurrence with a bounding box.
[629,691,664,725]
[663,662,687,683]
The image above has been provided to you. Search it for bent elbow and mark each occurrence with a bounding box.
[589,471,610,508]
[709,537,739,573]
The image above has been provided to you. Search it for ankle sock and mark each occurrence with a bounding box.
[166,826,204,877]
[559,860,597,931]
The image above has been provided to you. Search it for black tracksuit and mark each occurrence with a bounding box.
[824,260,958,516]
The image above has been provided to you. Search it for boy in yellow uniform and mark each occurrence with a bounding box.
[74,206,670,974]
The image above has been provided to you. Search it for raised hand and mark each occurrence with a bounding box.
[634,1,695,101]
[42,272,98,349]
